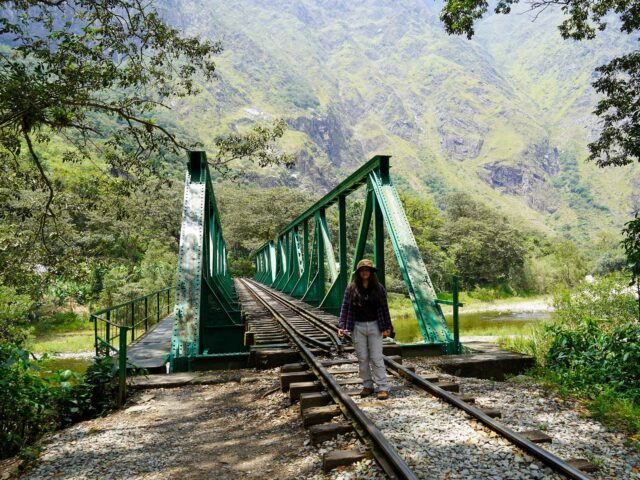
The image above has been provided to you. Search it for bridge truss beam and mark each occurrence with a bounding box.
[171,151,248,371]
[254,156,454,351]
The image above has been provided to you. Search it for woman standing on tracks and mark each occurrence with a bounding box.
[338,259,394,400]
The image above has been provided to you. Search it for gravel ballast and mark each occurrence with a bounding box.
[17,364,640,480]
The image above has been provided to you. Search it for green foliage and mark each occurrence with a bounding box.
[546,319,640,401]
[588,390,640,435]
[552,273,638,328]
[622,214,640,318]
[0,0,220,238]
[0,285,32,346]
[499,322,553,367]
[99,240,177,306]
[52,357,118,427]
[468,284,513,302]
[217,184,315,273]
[32,312,88,335]
[0,345,117,460]
[0,345,55,458]
[440,193,526,289]
[214,119,296,177]
[502,275,640,437]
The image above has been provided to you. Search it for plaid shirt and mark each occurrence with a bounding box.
[338,284,394,335]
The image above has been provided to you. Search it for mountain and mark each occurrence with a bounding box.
[160,0,637,242]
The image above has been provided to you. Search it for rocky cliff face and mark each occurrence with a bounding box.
[478,141,561,213]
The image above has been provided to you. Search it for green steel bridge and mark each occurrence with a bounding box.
[91,151,462,375]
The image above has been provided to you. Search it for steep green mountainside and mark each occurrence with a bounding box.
[163,0,635,242]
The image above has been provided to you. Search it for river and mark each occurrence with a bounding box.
[393,309,552,344]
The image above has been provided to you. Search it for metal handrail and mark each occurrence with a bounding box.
[90,286,175,405]
[91,287,174,319]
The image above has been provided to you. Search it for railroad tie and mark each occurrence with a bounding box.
[299,392,332,410]
[302,405,342,427]
[289,381,323,401]
[566,458,599,473]
[280,370,316,391]
[308,422,354,444]
[519,430,553,444]
[322,450,366,472]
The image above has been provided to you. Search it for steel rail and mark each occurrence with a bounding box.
[239,278,417,480]
[245,282,334,353]
[245,278,343,351]
[382,357,593,480]
[246,281,594,480]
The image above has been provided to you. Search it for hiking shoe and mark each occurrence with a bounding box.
[359,387,374,398]
[377,390,389,400]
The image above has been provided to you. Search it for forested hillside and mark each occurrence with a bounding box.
[157,0,637,243]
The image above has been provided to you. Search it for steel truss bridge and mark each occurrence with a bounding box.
[166,152,457,371]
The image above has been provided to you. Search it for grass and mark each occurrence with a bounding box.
[27,311,95,354]
[29,332,95,354]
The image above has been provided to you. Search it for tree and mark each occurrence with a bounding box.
[622,214,640,319]
[439,0,640,167]
[439,193,526,288]
[216,184,315,275]
[0,0,293,245]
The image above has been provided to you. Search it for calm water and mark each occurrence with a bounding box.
[40,357,92,375]
[393,310,552,344]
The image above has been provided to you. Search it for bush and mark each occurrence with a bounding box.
[546,319,640,400]
[0,345,56,458]
[53,356,118,427]
[545,274,640,401]
[0,285,33,346]
[468,284,514,302]
[0,345,117,459]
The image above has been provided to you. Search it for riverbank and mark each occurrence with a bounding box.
[389,293,553,343]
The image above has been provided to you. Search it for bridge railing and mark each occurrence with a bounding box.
[90,287,175,404]
[90,287,175,357]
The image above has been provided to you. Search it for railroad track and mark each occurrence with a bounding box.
[238,278,595,480]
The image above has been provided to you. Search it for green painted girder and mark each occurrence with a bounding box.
[171,151,248,372]
[254,155,453,349]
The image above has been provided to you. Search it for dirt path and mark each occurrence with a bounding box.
[20,370,324,480]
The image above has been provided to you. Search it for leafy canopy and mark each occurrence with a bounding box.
[0,0,294,243]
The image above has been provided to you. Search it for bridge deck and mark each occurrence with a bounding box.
[127,313,174,372]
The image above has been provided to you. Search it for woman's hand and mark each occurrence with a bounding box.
[338,328,346,337]
[382,329,391,337]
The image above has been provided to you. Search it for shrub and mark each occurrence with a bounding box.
[546,318,640,400]
[0,345,55,458]
[552,273,638,331]
[545,274,640,401]
[0,285,33,346]
[0,346,117,459]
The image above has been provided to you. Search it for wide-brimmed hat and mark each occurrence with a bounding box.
[354,258,377,273]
